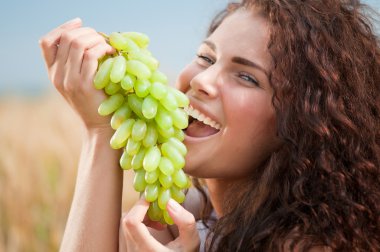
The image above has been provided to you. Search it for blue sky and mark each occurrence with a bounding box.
[0,0,379,95]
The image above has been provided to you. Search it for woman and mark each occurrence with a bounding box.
[39,0,380,251]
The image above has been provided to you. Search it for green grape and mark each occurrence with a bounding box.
[157,126,174,139]
[109,32,139,52]
[150,82,168,100]
[110,118,135,149]
[158,157,174,176]
[143,146,161,172]
[98,94,124,116]
[173,169,188,189]
[142,95,158,119]
[134,79,151,98]
[121,37,140,52]
[94,31,191,225]
[126,138,141,156]
[126,60,151,80]
[168,137,187,156]
[185,176,192,189]
[140,48,152,56]
[147,201,162,221]
[157,133,169,144]
[170,108,189,130]
[131,147,146,170]
[161,142,185,170]
[131,119,147,142]
[110,55,127,83]
[128,50,159,71]
[109,32,128,51]
[170,88,190,108]
[105,81,121,95]
[150,70,168,84]
[163,210,174,225]
[173,128,185,141]
[145,169,159,184]
[158,188,171,210]
[142,123,158,148]
[145,183,159,202]
[122,32,150,48]
[170,185,185,203]
[133,169,147,192]
[120,151,133,170]
[159,217,167,225]
[94,58,114,89]
[97,54,110,65]
[159,173,173,188]
[121,74,136,91]
[160,92,178,111]
[155,107,173,130]
[127,94,144,119]
[111,103,132,130]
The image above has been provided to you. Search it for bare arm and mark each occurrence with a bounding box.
[39,18,122,251]
[60,128,123,251]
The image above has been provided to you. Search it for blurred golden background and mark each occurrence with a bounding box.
[0,92,139,251]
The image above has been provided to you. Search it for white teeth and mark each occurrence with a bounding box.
[198,114,205,121]
[185,105,221,130]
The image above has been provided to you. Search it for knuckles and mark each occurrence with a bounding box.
[71,37,85,50]
[60,30,75,45]
[182,211,196,226]
[83,49,98,61]
[123,214,140,232]
[51,70,63,88]
[38,36,51,49]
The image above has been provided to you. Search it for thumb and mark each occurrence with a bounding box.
[166,199,200,251]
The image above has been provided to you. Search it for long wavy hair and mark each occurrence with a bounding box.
[192,0,380,251]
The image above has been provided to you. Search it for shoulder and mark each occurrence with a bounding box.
[182,187,206,220]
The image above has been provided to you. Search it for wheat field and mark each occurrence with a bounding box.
[0,92,139,252]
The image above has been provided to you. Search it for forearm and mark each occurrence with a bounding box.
[60,128,123,252]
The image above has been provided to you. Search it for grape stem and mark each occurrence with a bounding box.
[98,32,121,57]
[98,32,109,42]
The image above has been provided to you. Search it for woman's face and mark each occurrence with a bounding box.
[176,9,279,179]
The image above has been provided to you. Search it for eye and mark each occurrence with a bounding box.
[238,72,260,87]
[197,54,215,65]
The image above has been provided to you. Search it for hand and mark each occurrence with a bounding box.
[123,198,200,252]
[39,18,115,130]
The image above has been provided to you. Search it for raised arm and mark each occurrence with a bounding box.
[39,18,123,251]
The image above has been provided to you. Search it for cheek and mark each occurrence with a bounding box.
[175,62,200,92]
[221,89,277,169]
[224,89,275,135]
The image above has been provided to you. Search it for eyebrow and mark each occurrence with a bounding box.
[202,40,269,77]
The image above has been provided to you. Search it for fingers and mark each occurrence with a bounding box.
[66,32,105,75]
[80,42,115,83]
[122,198,164,248]
[39,18,82,67]
[166,199,200,250]
[54,27,96,72]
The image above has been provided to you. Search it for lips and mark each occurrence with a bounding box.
[184,105,221,138]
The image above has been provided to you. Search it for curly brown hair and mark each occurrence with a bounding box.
[193,0,380,251]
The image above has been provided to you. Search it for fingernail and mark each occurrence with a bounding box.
[167,199,181,213]
[65,17,81,25]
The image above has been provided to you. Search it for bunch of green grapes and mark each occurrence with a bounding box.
[93,31,190,225]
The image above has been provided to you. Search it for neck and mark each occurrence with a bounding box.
[204,178,238,218]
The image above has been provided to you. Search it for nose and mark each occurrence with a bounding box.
[189,65,220,100]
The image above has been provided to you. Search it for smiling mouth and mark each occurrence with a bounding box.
[184,106,221,138]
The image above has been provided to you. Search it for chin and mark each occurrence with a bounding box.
[183,161,208,178]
